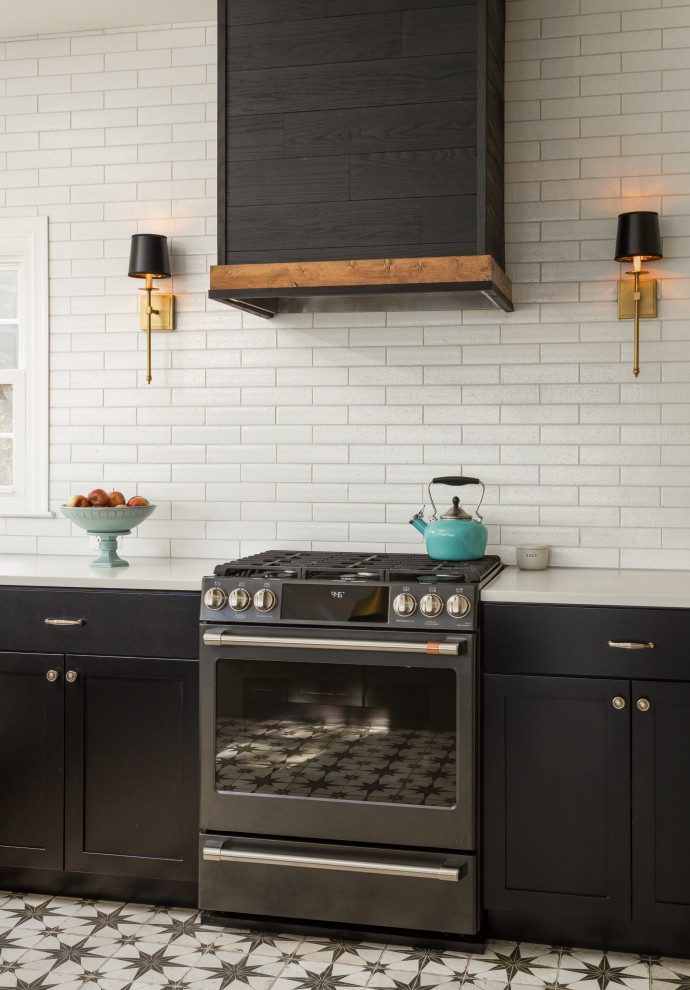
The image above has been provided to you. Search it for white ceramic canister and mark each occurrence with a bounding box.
[516,546,550,570]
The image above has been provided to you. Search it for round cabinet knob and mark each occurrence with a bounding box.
[204,587,228,611]
[393,593,417,617]
[229,588,252,612]
[254,589,277,613]
[46,669,59,682]
[447,594,471,619]
[66,670,78,683]
[612,696,626,710]
[420,593,444,618]
[637,697,651,712]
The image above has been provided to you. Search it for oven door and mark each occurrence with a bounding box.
[200,625,476,851]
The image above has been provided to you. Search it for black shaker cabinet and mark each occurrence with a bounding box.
[0,587,200,905]
[0,651,65,872]
[482,602,690,955]
[483,672,631,921]
[632,679,690,929]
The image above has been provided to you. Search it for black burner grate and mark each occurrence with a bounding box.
[214,550,502,584]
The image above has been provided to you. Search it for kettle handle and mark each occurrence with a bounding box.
[431,476,480,487]
[428,477,485,523]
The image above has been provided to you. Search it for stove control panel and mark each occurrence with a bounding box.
[386,584,475,630]
[201,578,478,630]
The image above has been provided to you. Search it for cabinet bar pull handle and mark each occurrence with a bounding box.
[44,618,85,626]
[46,670,59,682]
[607,640,654,650]
[65,670,78,683]
[202,839,463,882]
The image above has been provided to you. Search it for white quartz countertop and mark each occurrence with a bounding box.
[0,554,215,591]
[482,566,690,609]
[2,554,689,606]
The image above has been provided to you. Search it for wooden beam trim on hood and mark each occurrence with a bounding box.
[211,255,511,298]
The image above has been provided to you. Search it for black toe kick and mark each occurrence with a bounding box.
[487,910,690,959]
[201,909,487,954]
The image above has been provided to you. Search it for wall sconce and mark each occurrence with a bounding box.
[615,211,662,378]
[128,233,174,384]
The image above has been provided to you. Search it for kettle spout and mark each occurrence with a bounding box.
[409,512,427,535]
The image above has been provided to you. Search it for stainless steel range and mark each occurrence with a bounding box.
[198,550,502,950]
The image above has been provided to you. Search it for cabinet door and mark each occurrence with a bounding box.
[483,674,631,920]
[64,655,198,882]
[633,680,690,927]
[0,652,64,870]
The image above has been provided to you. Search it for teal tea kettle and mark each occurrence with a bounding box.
[410,476,488,561]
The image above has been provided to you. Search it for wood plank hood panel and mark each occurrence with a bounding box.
[211,0,511,318]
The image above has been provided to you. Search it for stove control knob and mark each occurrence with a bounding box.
[204,587,228,611]
[420,593,444,618]
[254,589,277,613]
[393,593,417,617]
[447,594,471,619]
[229,588,252,612]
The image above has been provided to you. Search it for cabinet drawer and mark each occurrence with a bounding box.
[0,587,199,659]
[483,604,690,680]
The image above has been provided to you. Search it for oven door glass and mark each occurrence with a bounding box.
[215,659,456,807]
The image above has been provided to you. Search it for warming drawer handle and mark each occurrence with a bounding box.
[202,632,462,655]
[607,640,655,650]
[202,840,463,882]
[44,618,85,626]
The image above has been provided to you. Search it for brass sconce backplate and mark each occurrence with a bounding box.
[617,279,657,320]
[139,293,175,331]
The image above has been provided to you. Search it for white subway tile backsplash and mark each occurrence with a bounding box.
[540,465,620,486]
[0,11,688,566]
[277,407,346,426]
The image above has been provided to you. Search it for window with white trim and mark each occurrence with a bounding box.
[0,217,49,517]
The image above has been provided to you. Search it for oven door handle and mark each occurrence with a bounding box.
[202,632,464,655]
[202,839,464,882]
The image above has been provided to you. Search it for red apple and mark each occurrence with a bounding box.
[107,491,126,506]
[66,494,89,508]
[127,495,150,507]
[88,488,110,507]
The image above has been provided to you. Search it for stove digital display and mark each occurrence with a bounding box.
[281,584,390,623]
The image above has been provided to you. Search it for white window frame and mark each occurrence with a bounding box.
[0,216,50,517]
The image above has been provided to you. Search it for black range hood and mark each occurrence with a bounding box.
[210,0,511,318]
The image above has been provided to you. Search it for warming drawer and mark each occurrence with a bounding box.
[199,834,478,936]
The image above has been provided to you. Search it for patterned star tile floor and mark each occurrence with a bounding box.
[0,891,687,990]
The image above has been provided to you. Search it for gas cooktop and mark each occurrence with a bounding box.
[213,550,502,585]
[204,551,502,631]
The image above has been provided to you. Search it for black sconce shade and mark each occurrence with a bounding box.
[128,233,171,279]
[614,211,663,262]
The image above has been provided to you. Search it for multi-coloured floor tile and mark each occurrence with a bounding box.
[0,891,684,990]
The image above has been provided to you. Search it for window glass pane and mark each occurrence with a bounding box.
[215,660,457,807]
[0,385,11,432]
[0,438,12,486]
[0,271,18,319]
[0,325,18,370]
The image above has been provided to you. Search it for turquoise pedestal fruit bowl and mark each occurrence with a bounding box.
[60,504,156,567]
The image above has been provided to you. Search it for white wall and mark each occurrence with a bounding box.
[0,3,689,569]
